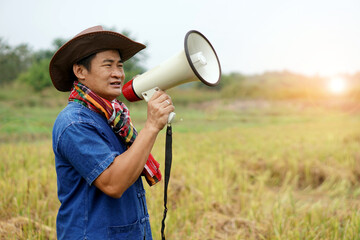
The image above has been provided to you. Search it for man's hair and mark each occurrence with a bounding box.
[76,53,96,71]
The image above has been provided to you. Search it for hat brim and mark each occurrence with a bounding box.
[49,31,146,92]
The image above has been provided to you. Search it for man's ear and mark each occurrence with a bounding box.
[73,64,87,81]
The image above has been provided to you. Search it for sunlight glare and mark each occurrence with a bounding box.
[328,77,347,94]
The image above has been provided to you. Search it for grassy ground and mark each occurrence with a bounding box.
[1,85,360,239]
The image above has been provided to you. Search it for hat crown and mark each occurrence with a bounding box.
[74,25,104,38]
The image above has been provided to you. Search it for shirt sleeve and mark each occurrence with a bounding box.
[57,122,121,185]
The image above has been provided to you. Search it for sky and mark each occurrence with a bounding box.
[1,0,359,77]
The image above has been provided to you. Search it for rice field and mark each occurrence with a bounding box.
[1,89,360,239]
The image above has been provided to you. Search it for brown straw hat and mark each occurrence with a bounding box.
[49,25,146,91]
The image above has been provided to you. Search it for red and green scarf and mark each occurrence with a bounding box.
[69,81,161,186]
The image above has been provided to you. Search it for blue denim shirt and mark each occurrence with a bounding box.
[52,102,153,240]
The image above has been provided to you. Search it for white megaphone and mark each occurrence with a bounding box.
[122,30,221,123]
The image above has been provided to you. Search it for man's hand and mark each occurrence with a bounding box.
[145,90,175,133]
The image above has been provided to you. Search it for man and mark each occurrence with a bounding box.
[50,26,174,239]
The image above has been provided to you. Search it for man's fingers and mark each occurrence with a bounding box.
[150,90,168,101]
[149,90,173,108]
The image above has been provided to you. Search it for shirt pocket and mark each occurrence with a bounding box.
[137,190,148,216]
[107,219,143,240]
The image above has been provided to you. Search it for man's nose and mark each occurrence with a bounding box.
[112,68,125,79]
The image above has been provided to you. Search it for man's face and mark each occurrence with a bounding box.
[80,50,125,101]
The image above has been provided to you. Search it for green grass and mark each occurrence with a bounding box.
[1,85,360,239]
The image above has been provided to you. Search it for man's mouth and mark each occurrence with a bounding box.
[110,82,121,86]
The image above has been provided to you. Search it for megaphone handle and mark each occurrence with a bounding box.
[141,87,176,124]
[167,112,176,124]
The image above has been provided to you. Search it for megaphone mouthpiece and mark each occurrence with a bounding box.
[122,78,142,102]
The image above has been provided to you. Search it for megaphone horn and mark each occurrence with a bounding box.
[122,30,221,123]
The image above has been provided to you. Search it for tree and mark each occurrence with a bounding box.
[32,38,67,63]
[17,58,51,91]
[0,38,32,85]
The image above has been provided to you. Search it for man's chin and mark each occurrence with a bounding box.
[109,90,122,100]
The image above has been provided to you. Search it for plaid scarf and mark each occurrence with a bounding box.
[69,81,161,186]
